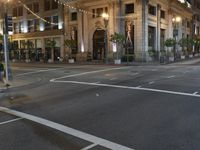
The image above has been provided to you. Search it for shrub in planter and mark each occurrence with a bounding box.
[64,39,77,63]
[148,49,156,61]
[148,49,156,57]
[159,50,166,63]
[165,38,176,60]
[86,52,92,62]
[165,38,176,48]
[121,55,134,62]
[178,38,188,56]
[166,51,174,62]
[110,32,126,64]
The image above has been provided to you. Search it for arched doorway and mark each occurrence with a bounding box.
[93,29,105,60]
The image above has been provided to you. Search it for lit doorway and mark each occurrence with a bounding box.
[93,29,105,60]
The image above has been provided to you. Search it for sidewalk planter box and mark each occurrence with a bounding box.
[114,59,121,64]
[169,57,175,62]
[48,59,53,63]
[68,59,75,63]
[148,57,154,62]
[160,56,165,64]
[25,59,31,63]
[181,55,185,60]
[189,55,193,58]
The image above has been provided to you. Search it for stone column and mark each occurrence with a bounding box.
[157,4,161,56]
[135,0,148,61]
[60,35,64,59]
[168,9,173,38]
[77,12,83,53]
[83,12,88,53]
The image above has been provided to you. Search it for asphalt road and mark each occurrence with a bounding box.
[1,60,200,150]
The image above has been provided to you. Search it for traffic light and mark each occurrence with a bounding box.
[7,16,13,32]
[5,15,13,33]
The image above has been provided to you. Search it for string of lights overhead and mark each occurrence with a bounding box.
[17,0,95,25]
[18,0,59,25]
[56,0,94,15]
[18,0,134,25]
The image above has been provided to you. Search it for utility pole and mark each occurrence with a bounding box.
[3,2,10,85]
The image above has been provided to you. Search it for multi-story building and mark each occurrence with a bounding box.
[0,0,198,62]
[63,0,194,61]
[7,0,64,62]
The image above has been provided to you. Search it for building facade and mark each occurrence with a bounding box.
[0,0,199,62]
[1,0,64,62]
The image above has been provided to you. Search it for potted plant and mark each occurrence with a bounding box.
[165,38,176,62]
[160,50,166,63]
[23,40,34,63]
[64,39,76,63]
[45,40,56,63]
[178,38,188,59]
[86,51,92,62]
[68,54,74,63]
[187,38,195,58]
[166,51,174,62]
[110,32,126,64]
[195,38,200,56]
[148,49,156,61]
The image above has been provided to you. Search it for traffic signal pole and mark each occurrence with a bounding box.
[3,3,10,85]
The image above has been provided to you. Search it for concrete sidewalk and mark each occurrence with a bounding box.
[0,78,32,90]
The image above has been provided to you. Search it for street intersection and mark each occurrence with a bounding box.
[0,60,200,150]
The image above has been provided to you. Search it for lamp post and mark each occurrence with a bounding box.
[172,16,181,60]
[2,0,11,85]
[102,13,109,64]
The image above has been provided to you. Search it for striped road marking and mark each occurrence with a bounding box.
[50,67,130,81]
[16,68,62,77]
[0,118,23,125]
[50,80,200,98]
[0,107,134,150]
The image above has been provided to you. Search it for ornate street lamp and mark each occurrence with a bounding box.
[102,13,109,64]
[172,16,181,60]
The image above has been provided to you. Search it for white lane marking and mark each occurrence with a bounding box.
[0,118,23,125]
[148,81,155,85]
[51,80,200,98]
[81,143,99,150]
[93,81,101,84]
[13,68,36,71]
[50,67,129,82]
[0,107,134,150]
[136,86,142,88]
[193,92,199,95]
[167,75,175,79]
[16,68,62,76]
